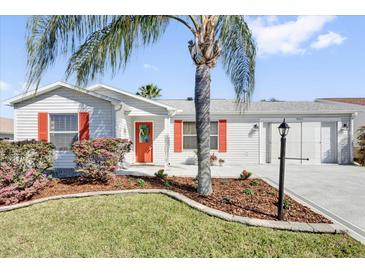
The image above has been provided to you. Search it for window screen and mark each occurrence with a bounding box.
[182,121,218,150]
[49,114,79,151]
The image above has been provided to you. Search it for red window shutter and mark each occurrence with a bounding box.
[218,120,227,152]
[38,112,48,142]
[174,120,182,152]
[79,112,90,140]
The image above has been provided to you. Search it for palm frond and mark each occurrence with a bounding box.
[65,16,169,86]
[217,16,256,104]
[26,15,111,90]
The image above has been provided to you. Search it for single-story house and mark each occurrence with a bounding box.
[4,82,361,169]
[0,117,14,140]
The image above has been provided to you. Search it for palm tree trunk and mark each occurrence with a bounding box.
[195,64,212,196]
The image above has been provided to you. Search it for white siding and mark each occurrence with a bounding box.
[93,88,168,116]
[121,116,134,163]
[169,114,260,165]
[14,87,114,168]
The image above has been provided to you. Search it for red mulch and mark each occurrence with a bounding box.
[30,175,331,224]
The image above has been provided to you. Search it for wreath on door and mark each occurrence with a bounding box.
[139,124,150,143]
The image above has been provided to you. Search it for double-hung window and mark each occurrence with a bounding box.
[183,121,218,150]
[49,114,79,151]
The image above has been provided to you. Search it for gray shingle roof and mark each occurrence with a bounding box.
[156,99,361,114]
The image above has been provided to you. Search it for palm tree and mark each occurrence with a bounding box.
[26,16,256,196]
[136,83,162,99]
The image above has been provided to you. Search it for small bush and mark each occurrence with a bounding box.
[242,188,254,196]
[275,199,290,209]
[239,170,252,180]
[136,178,145,188]
[283,199,290,209]
[250,180,260,186]
[72,138,132,182]
[0,140,55,205]
[154,169,168,180]
[164,181,173,188]
[220,196,231,204]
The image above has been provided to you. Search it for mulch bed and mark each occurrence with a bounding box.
[31,175,331,224]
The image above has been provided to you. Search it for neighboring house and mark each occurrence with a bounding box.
[0,117,14,140]
[4,82,361,169]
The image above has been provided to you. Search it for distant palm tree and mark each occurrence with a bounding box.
[26,16,256,196]
[136,84,162,99]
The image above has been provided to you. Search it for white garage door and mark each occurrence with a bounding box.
[302,122,321,164]
[269,122,323,164]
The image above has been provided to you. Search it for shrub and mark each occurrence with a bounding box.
[275,199,290,209]
[0,140,55,205]
[283,199,290,209]
[154,169,168,180]
[220,196,231,204]
[164,181,173,188]
[239,170,252,180]
[242,188,254,196]
[72,138,132,181]
[250,180,260,186]
[356,126,365,165]
[210,153,218,165]
[136,178,145,188]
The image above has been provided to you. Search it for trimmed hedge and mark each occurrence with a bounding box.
[0,140,55,205]
[72,138,132,181]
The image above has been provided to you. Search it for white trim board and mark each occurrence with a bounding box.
[4,82,121,106]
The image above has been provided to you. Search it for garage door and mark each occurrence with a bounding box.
[269,122,322,164]
[270,122,301,163]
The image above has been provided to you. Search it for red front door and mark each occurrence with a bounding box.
[135,122,153,163]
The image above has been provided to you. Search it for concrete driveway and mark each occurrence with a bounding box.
[245,164,365,242]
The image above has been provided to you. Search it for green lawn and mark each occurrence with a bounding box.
[0,194,364,257]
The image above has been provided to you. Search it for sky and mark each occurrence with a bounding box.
[0,15,365,118]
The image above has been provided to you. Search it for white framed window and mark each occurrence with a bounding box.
[183,121,218,150]
[49,113,79,151]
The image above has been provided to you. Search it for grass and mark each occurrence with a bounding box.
[0,194,364,258]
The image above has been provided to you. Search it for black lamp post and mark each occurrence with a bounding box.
[277,118,290,220]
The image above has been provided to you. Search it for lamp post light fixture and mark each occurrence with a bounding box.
[277,118,290,220]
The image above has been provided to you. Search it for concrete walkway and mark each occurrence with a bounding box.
[118,163,365,243]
